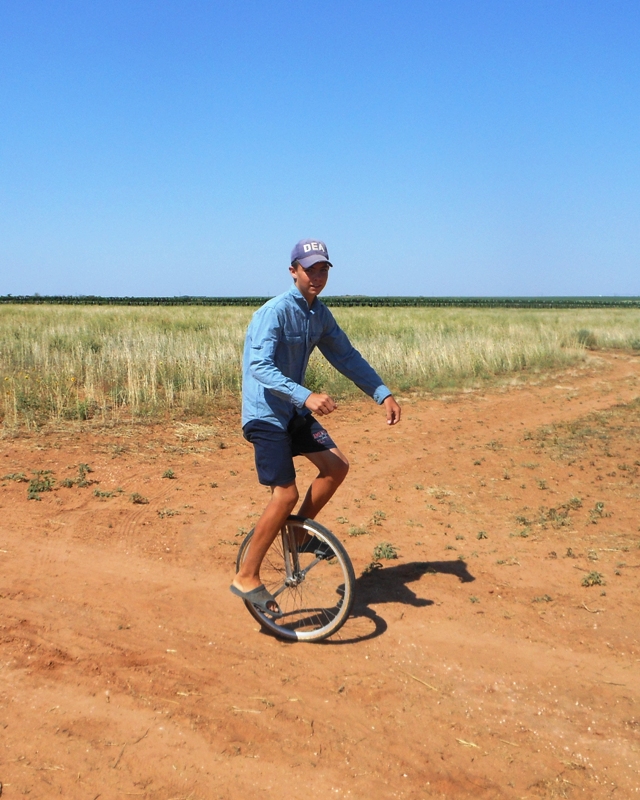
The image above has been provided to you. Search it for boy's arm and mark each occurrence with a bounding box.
[246,309,312,409]
[317,313,392,405]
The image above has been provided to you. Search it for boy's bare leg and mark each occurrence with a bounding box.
[233,482,298,597]
[298,448,349,520]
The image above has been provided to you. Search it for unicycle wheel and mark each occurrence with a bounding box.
[235,515,356,642]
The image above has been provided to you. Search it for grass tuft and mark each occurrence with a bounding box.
[582,571,605,587]
[373,542,398,560]
[27,470,55,500]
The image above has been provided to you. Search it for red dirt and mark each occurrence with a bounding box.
[1,351,639,800]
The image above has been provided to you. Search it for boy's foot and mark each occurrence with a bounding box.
[297,534,334,560]
[230,583,282,617]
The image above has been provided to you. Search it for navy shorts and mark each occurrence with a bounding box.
[243,414,337,487]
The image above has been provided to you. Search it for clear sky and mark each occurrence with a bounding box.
[1,1,639,297]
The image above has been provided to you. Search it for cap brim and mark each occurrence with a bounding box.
[297,254,333,269]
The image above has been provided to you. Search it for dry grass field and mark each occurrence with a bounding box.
[2,303,639,428]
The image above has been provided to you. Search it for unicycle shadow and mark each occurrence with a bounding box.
[326,559,475,645]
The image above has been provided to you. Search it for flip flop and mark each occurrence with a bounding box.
[230,583,283,618]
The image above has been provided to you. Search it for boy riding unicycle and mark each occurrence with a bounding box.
[231,238,401,621]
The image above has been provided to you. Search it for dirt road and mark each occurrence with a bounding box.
[1,352,639,799]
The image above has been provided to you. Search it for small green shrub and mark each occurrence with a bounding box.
[130,492,149,505]
[373,542,398,560]
[2,472,28,482]
[157,507,180,518]
[61,463,96,489]
[582,571,604,587]
[589,502,610,523]
[28,470,55,500]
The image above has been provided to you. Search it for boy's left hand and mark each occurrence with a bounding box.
[383,396,401,425]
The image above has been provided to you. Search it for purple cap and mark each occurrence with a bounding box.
[290,238,333,269]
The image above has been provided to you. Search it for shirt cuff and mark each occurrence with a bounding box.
[373,385,392,404]
[291,385,313,409]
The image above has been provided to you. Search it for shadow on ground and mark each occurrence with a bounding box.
[327,559,476,645]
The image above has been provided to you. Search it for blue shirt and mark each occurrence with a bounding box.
[242,283,392,429]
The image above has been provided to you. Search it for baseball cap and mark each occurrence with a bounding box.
[290,238,333,269]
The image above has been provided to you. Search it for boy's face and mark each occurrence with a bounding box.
[289,262,330,302]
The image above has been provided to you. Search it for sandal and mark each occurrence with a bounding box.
[230,583,282,618]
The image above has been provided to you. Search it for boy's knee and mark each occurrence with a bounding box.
[317,451,349,484]
[332,455,349,483]
[273,482,299,511]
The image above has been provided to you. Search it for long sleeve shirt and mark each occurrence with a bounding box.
[242,283,392,429]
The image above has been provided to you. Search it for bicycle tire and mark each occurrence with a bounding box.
[235,515,356,642]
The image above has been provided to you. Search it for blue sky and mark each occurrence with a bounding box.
[1,1,639,297]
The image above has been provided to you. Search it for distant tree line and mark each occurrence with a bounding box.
[1,295,639,308]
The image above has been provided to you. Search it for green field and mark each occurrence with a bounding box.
[1,304,639,427]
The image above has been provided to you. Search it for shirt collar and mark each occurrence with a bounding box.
[288,281,314,310]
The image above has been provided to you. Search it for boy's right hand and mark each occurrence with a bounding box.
[304,393,338,416]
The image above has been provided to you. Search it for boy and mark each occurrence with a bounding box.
[231,238,401,616]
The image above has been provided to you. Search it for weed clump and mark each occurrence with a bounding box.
[582,571,605,587]
[61,464,96,489]
[373,542,398,560]
[76,464,94,487]
[157,508,180,518]
[130,493,149,505]
[3,472,28,482]
[27,470,55,500]
[589,502,610,524]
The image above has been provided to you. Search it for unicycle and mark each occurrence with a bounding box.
[235,515,356,642]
